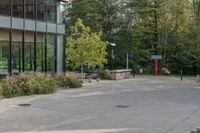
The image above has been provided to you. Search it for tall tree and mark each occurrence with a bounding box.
[67,0,122,42]
[159,0,191,67]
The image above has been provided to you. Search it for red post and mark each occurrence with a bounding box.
[154,59,159,76]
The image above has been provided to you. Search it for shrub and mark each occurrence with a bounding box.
[54,73,82,88]
[67,74,82,88]
[1,77,22,98]
[0,72,82,98]
[1,73,56,98]
[97,70,111,80]
[54,74,70,87]
[0,83,3,97]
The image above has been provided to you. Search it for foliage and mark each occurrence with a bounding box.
[0,83,3,97]
[54,73,82,88]
[67,0,122,42]
[97,70,111,80]
[66,19,108,71]
[1,73,56,98]
[66,0,200,75]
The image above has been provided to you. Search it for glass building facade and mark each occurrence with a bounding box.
[0,0,66,76]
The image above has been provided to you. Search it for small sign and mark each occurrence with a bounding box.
[151,55,162,60]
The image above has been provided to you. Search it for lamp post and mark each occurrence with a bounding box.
[110,43,116,70]
[126,52,129,69]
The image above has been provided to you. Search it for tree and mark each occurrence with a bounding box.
[65,0,199,75]
[67,0,123,41]
[67,0,103,33]
[128,0,163,48]
[66,19,108,78]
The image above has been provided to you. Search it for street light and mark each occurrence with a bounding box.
[109,43,116,70]
[110,43,116,47]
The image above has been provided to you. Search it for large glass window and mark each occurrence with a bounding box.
[13,0,23,18]
[25,0,35,19]
[24,42,34,71]
[0,29,9,75]
[37,0,56,22]
[0,0,10,16]
[36,33,45,72]
[25,31,34,71]
[46,0,56,23]
[47,34,55,72]
[12,30,22,74]
[0,0,58,23]
[37,0,45,21]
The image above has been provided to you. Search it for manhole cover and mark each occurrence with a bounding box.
[116,105,129,108]
[18,104,31,107]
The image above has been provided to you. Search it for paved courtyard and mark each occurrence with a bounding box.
[0,76,200,133]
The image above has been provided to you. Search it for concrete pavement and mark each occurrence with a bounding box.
[0,76,200,133]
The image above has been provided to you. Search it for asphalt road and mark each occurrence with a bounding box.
[0,76,200,133]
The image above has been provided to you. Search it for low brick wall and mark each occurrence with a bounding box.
[110,69,132,80]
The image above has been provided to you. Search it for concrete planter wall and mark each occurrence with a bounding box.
[74,73,86,79]
[110,69,132,80]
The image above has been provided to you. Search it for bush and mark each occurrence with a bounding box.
[0,72,82,98]
[97,70,111,80]
[1,77,21,98]
[54,73,82,88]
[1,73,56,98]
[0,83,3,97]
[67,74,82,88]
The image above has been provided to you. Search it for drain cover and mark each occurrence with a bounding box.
[116,105,129,108]
[18,104,31,107]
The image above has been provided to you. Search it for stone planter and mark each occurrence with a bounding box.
[110,69,132,80]
[74,72,86,79]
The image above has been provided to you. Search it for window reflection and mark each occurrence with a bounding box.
[0,0,57,23]
[47,34,55,72]
[25,31,34,71]
[12,30,23,74]
[0,0,10,16]
[46,1,56,23]
[0,29,9,75]
[37,0,56,23]
[25,0,35,19]
[13,0,23,18]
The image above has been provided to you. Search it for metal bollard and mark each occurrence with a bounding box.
[197,75,200,82]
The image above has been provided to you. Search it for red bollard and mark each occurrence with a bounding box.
[154,59,159,76]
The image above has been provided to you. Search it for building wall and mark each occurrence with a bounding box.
[0,0,66,75]
[0,0,65,75]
